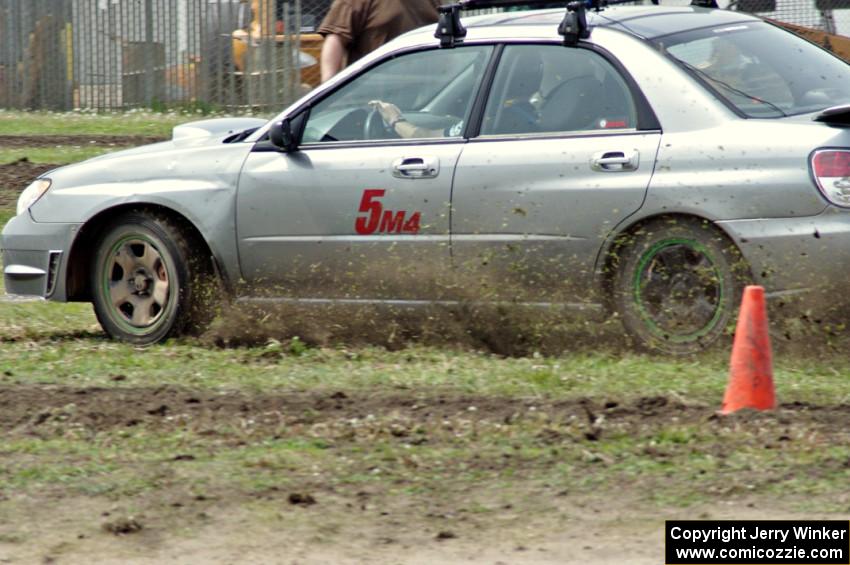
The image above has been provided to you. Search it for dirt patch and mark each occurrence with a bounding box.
[0,158,61,208]
[0,493,834,565]
[102,517,144,535]
[0,135,165,209]
[2,385,850,564]
[203,299,850,359]
[0,134,166,149]
[0,385,642,432]
[203,299,624,357]
[3,384,849,436]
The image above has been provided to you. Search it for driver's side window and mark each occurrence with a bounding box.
[302,45,493,144]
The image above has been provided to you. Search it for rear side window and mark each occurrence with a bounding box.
[656,22,850,118]
[480,44,637,136]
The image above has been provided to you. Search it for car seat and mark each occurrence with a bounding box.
[489,50,544,134]
[539,55,608,132]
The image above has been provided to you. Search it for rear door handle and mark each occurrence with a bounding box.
[392,156,440,179]
[591,150,639,172]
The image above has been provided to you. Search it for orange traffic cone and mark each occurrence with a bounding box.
[720,285,776,415]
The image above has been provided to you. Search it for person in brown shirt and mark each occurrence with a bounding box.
[317,0,440,82]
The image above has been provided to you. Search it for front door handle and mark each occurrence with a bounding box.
[591,150,639,172]
[392,156,440,179]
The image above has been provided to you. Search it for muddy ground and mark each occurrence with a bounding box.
[0,135,165,150]
[0,159,60,209]
[1,383,848,563]
[0,135,166,209]
[5,383,848,435]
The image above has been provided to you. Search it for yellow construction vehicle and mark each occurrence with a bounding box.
[231,0,325,91]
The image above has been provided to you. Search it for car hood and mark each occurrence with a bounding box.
[41,117,268,174]
[171,117,269,141]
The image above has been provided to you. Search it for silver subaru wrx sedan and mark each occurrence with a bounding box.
[5,5,850,353]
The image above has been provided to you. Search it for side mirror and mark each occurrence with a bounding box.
[269,119,297,152]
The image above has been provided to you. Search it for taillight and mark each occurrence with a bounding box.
[812,149,850,208]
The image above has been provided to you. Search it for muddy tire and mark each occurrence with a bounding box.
[613,218,749,355]
[91,212,216,345]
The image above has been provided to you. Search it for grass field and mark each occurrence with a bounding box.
[0,110,196,137]
[0,146,119,165]
[0,109,212,165]
[1,112,849,564]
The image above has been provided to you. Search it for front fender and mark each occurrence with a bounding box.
[28,143,253,285]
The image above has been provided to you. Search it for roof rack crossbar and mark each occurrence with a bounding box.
[433,0,708,49]
[447,0,573,9]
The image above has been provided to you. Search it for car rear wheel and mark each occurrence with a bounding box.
[613,218,749,354]
[91,212,216,345]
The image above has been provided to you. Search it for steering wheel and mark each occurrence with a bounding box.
[363,107,396,140]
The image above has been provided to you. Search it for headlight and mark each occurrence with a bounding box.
[16,179,51,216]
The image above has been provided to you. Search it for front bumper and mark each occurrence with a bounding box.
[1,212,81,300]
[718,207,850,298]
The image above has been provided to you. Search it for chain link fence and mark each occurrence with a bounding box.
[0,0,333,112]
[0,0,848,112]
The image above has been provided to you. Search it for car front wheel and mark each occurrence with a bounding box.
[91,212,215,345]
[613,218,749,354]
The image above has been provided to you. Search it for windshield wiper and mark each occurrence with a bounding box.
[673,57,788,118]
[223,127,261,144]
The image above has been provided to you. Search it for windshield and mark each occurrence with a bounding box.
[655,21,850,118]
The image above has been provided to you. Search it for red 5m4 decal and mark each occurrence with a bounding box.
[355,189,421,235]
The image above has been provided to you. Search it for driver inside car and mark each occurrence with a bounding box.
[369,99,465,138]
[370,49,544,138]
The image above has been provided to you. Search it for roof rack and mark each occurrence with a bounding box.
[435,0,592,48]
[435,0,721,48]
